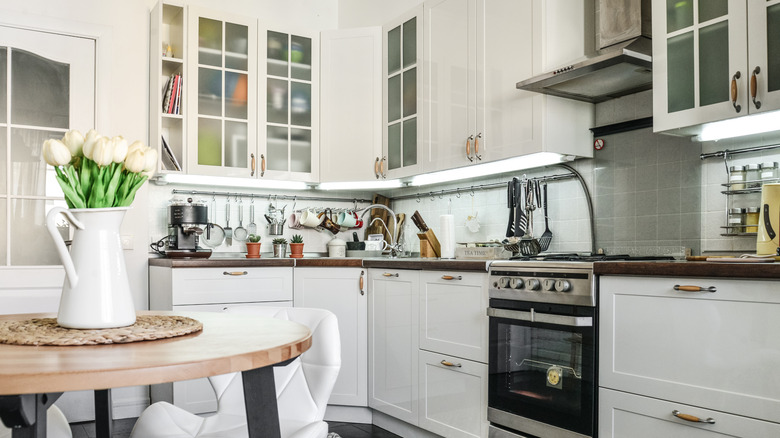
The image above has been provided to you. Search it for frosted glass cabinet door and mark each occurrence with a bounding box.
[187,8,256,178]
[747,0,780,113]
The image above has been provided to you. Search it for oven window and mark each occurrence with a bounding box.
[489,312,594,436]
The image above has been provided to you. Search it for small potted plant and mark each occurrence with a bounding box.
[245,234,261,258]
[289,234,304,258]
[272,237,287,258]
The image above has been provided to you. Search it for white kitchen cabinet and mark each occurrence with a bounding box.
[418,350,487,438]
[185,6,257,178]
[368,268,420,425]
[653,0,780,134]
[599,275,780,428]
[148,265,293,414]
[419,271,487,363]
[258,26,320,182]
[293,267,366,407]
[600,388,780,438]
[382,5,424,179]
[423,0,592,173]
[320,27,383,182]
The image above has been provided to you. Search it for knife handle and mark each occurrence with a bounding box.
[765,204,776,240]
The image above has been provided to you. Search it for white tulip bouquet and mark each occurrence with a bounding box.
[42,129,158,209]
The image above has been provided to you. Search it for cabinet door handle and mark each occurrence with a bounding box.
[380,156,387,178]
[674,284,716,293]
[440,360,462,368]
[359,270,365,295]
[250,153,256,176]
[374,157,381,179]
[223,271,248,276]
[751,66,762,109]
[260,154,266,177]
[466,135,474,162]
[441,275,462,281]
[474,132,482,161]
[672,410,715,424]
[731,71,742,113]
[382,272,399,277]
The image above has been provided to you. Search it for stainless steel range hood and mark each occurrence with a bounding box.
[517,0,652,104]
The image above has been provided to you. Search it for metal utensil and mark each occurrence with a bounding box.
[202,197,225,248]
[514,180,527,237]
[224,198,232,246]
[234,200,248,242]
[539,183,553,251]
[505,179,516,237]
[519,182,541,256]
[247,202,257,235]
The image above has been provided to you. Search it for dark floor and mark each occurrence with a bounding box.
[70,418,402,438]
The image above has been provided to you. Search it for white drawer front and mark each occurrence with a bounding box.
[171,267,292,305]
[420,271,488,363]
[418,350,488,438]
[600,275,780,423]
[599,388,780,438]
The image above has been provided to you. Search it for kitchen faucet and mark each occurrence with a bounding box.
[357,204,402,257]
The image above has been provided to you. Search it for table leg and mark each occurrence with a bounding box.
[241,366,281,438]
[0,392,62,438]
[94,389,113,438]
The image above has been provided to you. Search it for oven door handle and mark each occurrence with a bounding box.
[487,307,593,327]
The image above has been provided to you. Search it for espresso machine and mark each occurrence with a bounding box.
[166,198,212,258]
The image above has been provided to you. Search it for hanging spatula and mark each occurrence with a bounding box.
[539,182,553,251]
[505,178,516,237]
[514,180,528,237]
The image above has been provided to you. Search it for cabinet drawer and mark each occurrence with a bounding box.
[599,388,780,437]
[600,275,780,423]
[420,271,488,363]
[418,350,488,438]
[171,267,292,305]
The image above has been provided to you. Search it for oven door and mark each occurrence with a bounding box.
[488,300,595,438]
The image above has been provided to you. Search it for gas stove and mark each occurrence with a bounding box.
[509,253,676,262]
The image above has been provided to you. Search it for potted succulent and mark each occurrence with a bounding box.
[289,234,304,258]
[272,237,287,258]
[245,234,262,258]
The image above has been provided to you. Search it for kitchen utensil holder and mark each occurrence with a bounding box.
[417,230,441,258]
[268,223,284,235]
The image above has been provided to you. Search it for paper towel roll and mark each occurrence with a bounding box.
[440,214,455,259]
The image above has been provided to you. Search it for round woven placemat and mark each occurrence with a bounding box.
[0,315,203,346]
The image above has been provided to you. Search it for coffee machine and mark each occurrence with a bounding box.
[167,198,212,258]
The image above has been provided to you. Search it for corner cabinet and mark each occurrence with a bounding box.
[258,27,320,182]
[423,0,593,173]
[186,7,257,178]
[653,0,780,134]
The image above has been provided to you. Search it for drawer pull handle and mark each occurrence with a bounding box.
[731,71,742,113]
[440,360,462,368]
[223,271,248,276]
[382,272,399,277]
[674,285,716,293]
[672,410,715,424]
[441,275,462,281]
[359,271,365,295]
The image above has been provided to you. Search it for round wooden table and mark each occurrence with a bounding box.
[0,311,312,438]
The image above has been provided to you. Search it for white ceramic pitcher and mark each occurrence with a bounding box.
[46,207,136,329]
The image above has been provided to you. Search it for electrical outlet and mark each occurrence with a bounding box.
[120,235,133,250]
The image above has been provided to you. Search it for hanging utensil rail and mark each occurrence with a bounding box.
[171,189,373,204]
[391,172,577,201]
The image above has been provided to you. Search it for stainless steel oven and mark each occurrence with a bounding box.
[487,261,597,438]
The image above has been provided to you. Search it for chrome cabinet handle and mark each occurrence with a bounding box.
[223,271,248,276]
[359,270,365,295]
[260,154,266,177]
[751,66,762,109]
[674,285,716,293]
[441,275,462,280]
[440,360,462,368]
[474,132,482,161]
[466,135,474,162]
[672,410,715,424]
[382,272,399,277]
[731,71,742,113]
[250,153,256,176]
[380,156,387,179]
[374,157,381,179]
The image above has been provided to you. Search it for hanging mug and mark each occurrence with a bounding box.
[300,209,323,228]
[337,210,358,228]
[318,209,341,234]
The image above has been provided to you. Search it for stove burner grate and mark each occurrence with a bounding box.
[509,253,675,262]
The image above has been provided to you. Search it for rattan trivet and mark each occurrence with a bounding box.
[0,315,203,346]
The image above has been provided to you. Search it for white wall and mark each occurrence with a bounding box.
[338,0,423,27]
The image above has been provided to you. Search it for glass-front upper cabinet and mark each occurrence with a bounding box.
[653,0,780,133]
[258,28,319,182]
[382,6,422,179]
[187,7,256,178]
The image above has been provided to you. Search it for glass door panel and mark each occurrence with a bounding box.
[198,67,222,117]
[0,48,6,123]
[402,18,417,68]
[699,0,728,22]
[403,68,417,116]
[225,71,248,119]
[667,0,693,33]
[11,198,66,265]
[224,121,247,168]
[388,74,401,121]
[388,122,401,170]
[699,21,729,106]
[10,128,61,197]
[768,3,780,93]
[197,118,222,166]
[267,31,288,77]
[198,18,222,67]
[11,49,69,129]
[667,31,695,113]
[385,16,418,173]
[290,35,312,81]
[388,25,401,74]
[402,118,417,167]
[0,199,5,265]
[290,128,311,173]
[266,125,288,171]
[225,23,248,71]
[290,81,311,127]
[267,78,288,124]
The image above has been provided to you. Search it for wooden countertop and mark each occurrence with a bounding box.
[150,256,490,271]
[594,260,780,279]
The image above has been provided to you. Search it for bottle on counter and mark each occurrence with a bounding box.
[729,165,746,190]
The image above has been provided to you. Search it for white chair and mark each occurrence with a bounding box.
[0,405,72,438]
[129,307,341,438]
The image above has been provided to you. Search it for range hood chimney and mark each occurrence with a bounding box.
[517,0,652,104]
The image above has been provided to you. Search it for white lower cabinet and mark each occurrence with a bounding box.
[293,267,367,407]
[418,350,487,438]
[600,388,780,438]
[368,268,420,424]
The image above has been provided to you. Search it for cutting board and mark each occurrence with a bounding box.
[365,194,392,243]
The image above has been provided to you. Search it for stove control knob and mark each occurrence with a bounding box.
[526,278,540,291]
[510,278,524,289]
[555,280,572,292]
[543,279,556,291]
[498,277,511,288]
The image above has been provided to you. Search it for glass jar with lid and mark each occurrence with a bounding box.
[760,162,779,181]
[727,207,746,232]
[746,164,761,188]
[745,207,760,233]
[728,165,746,190]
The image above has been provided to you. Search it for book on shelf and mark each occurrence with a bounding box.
[160,135,182,171]
[162,74,174,113]
[161,73,183,115]
[168,75,179,114]
[173,75,183,115]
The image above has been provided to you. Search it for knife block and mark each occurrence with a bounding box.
[417,230,441,258]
